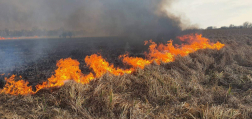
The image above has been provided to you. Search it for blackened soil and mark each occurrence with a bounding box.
[0,37,152,85]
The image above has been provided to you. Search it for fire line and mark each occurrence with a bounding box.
[0,34,225,95]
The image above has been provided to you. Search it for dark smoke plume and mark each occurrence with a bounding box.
[0,0,186,38]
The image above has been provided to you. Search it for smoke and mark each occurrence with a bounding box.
[0,0,187,38]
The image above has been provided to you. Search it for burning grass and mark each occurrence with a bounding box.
[0,32,252,118]
[0,34,224,96]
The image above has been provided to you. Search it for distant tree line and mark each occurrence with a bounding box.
[207,22,252,29]
[0,27,80,38]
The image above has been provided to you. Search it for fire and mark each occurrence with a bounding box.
[1,75,34,95]
[0,34,225,95]
[0,36,6,40]
[0,36,39,40]
[35,58,85,90]
[119,54,151,69]
[85,54,133,77]
[120,34,225,66]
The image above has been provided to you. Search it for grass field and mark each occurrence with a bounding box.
[0,28,252,118]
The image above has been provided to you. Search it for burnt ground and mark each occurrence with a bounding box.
[0,33,188,86]
[0,37,151,85]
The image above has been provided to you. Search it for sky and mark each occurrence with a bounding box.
[168,0,252,28]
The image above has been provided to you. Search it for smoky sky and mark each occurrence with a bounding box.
[0,0,184,38]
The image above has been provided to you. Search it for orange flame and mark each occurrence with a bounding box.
[35,58,86,90]
[0,34,225,95]
[0,36,39,40]
[121,34,225,66]
[85,54,133,77]
[0,36,6,40]
[119,54,151,69]
[1,75,34,95]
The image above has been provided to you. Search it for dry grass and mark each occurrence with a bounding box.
[0,29,252,118]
